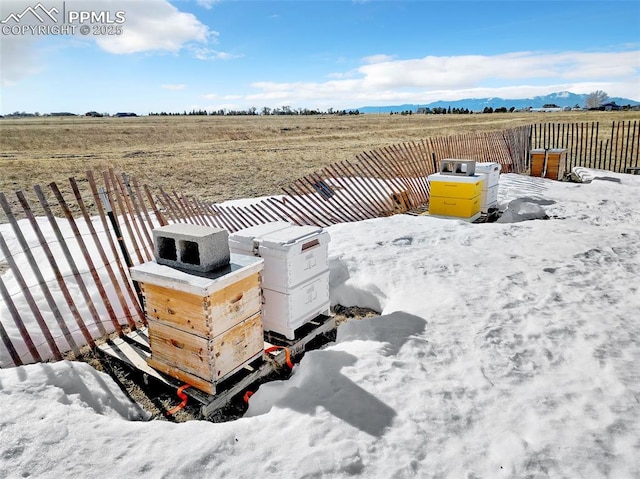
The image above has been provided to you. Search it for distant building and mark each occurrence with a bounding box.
[600,102,622,111]
[529,107,564,113]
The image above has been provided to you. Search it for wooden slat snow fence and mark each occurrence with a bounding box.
[156,127,530,230]
[0,170,153,366]
[1,122,634,367]
[531,120,640,174]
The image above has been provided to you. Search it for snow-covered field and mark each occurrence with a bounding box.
[1,170,639,478]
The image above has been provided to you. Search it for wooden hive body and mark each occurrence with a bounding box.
[530,149,568,180]
[130,254,264,395]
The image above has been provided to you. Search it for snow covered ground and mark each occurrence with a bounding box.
[1,170,639,478]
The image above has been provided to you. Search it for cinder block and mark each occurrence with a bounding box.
[440,159,476,176]
[153,224,230,272]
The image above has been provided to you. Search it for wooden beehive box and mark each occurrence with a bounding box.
[130,254,264,395]
[530,148,568,180]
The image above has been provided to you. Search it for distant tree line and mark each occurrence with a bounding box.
[481,106,517,113]
[3,91,637,119]
[3,111,77,117]
[148,107,361,116]
[418,107,475,114]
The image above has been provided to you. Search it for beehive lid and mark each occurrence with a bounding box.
[531,148,567,154]
[229,221,293,251]
[428,173,484,184]
[259,224,326,250]
[130,253,263,296]
[475,162,501,173]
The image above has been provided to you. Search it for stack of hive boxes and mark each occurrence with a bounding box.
[129,224,265,394]
[428,159,483,221]
[474,162,501,213]
[229,222,331,340]
[530,148,568,180]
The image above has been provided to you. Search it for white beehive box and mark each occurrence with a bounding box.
[228,221,293,256]
[474,162,501,213]
[258,225,330,293]
[231,223,330,293]
[474,162,501,189]
[262,270,331,339]
[480,186,499,213]
[229,222,331,338]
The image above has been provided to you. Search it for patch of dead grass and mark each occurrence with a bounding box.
[0,111,637,221]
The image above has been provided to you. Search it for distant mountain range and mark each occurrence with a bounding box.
[356,91,639,113]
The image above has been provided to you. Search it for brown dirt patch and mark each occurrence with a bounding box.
[76,304,380,423]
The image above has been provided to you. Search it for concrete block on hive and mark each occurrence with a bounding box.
[440,159,476,176]
[153,224,230,273]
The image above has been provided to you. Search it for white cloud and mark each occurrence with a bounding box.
[93,0,210,54]
[0,0,215,87]
[355,51,640,90]
[0,35,42,87]
[191,47,241,61]
[242,50,640,108]
[361,54,395,64]
[196,0,221,9]
[161,84,186,90]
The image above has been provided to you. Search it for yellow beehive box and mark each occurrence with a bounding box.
[428,173,484,199]
[428,195,481,218]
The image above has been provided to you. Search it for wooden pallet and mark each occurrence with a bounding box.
[97,314,336,417]
[406,205,500,223]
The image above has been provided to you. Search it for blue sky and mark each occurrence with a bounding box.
[0,0,639,115]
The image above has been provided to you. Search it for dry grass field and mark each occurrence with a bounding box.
[1,111,638,208]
